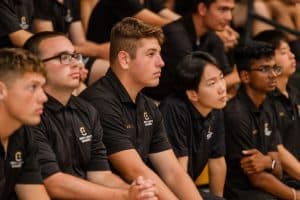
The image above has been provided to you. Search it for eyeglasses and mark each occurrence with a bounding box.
[42,52,83,65]
[248,65,282,75]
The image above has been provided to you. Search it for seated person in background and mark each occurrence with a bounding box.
[0,0,33,47]
[24,31,158,200]
[254,30,300,189]
[159,51,227,200]
[80,17,203,200]
[0,48,49,200]
[33,0,110,85]
[144,0,240,101]
[224,41,300,200]
[85,0,180,45]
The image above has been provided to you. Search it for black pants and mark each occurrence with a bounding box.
[199,189,226,200]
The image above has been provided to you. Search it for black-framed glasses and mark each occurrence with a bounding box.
[248,64,282,75]
[42,52,83,65]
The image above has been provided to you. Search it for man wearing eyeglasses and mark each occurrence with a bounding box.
[24,31,158,200]
[223,41,300,200]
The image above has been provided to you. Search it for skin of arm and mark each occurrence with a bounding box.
[69,21,110,59]
[133,9,171,27]
[177,156,188,172]
[15,184,50,200]
[208,157,226,197]
[33,19,110,59]
[278,144,300,181]
[9,30,33,47]
[149,150,203,200]
[108,149,179,200]
[80,0,99,33]
[157,8,181,21]
[87,170,129,189]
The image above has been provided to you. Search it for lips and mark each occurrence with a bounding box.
[70,72,80,79]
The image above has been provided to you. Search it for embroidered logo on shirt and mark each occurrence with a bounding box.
[79,126,92,143]
[126,124,134,129]
[143,112,153,126]
[279,112,285,117]
[264,123,272,136]
[19,16,29,30]
[206,126,213,140]
[10,151,24,168]
[252,129,258,135]
[64,9,73,23]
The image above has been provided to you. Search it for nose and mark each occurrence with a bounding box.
[39,89,48,104]
[224,10,233,22]
[218,79,227,95]
[156,55,165,68]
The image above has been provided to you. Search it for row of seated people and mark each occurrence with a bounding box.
[2,16,300,200]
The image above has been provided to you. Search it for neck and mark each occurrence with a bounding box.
[44,85,72,105]
[276,75,289,98]
[192,14,207,38]
[113,69,141,103]
[0,107,21,141]
[245,86,266,108]
[191,101,212,117]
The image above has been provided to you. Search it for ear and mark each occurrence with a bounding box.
[239,71,250,84]
[0,82,8,100]
[197,2,207,16]
[185,90,199,102]
[117,50,130,70]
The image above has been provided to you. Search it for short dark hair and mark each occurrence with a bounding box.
[192,0,216,13]
[175,51,219,92]
[24,31,67,56]
[109,17,164,64]
[0,48,46,83]
[234,41,275,72]
[253,30,289,49]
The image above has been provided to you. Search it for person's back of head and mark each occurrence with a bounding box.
[175,51,219,92]
[23,31,67,56]
[253,30,289,49]
[234,41,275,73]
[109,17,164,66]
[0,48,46,84]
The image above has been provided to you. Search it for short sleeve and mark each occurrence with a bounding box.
[149,107,171,154]
[91,98,135,156]
[33,0,52,21]
[145,0,165,13]
[210,110,226,158]
[159,100,188,157]
[16,127,43,184]
[31,122,61,179]
[87,110,110,171]
[0,1,22,37]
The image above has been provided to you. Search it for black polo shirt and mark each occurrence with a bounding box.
[34,0,80,34]
[143,15,232,100]
[159,94,226,181]
[86,0,165,44]
[0,0,34,48]
[79,69,171,169]
[31,94,109,180]
[269,85,300,188]
[224,87,281,199]
[0,126,43,200]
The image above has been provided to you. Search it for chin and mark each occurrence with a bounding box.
[23,116,41,126]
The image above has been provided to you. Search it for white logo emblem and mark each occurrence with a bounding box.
[79,126,92,143]
[143,112,153,126]
[10,151,24,168]
[264,123,272,136]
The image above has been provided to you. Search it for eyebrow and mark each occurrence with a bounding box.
[204,72,223,82]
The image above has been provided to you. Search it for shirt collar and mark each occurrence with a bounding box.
[106,69,139,104]
[45,93,78,112]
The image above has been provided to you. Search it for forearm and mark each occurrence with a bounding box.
[208,159,226,197]
[44,172,127,200]
[278,145,300,181]
[124,166,179,200]
[74,41,110,60]
[249,172,294,199]
[162,169,203,200]
[224,69,240,88]
[87,171,129,189]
